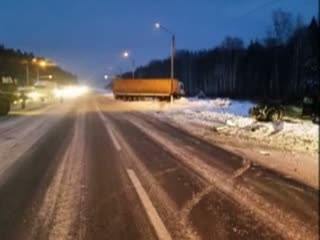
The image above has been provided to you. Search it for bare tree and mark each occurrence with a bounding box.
[271,9,294,45]
[220,37,244,50]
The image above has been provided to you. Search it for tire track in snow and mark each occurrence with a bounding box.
[27,107,86,240]
[125,113,317,240]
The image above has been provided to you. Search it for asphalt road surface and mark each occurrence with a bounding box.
[0,94,318,240]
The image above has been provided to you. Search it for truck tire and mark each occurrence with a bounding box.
[0,100,10,116]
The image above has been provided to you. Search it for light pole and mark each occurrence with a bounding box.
[25,64,30,86]
[37,60,47,82]
[22,59,31,86]
[155,22,175,102]
[122,51,135,79]
[32,59,49,82]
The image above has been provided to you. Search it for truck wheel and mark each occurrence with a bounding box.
[267,109,281,122]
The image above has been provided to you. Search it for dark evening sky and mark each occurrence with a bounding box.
[0,0,317,83]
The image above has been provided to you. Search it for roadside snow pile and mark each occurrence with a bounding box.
[162,97,255,128]
[154,98,318,153]
[177,97,232,109]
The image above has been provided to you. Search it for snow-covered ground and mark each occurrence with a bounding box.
[155,97,318,153]
[106,95,318,153]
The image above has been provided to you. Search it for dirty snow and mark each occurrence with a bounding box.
[104,94,318,153]
[152,97,318,153]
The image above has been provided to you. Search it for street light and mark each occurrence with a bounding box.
[38,74,53,79]
[123,51,129,58]
[122,51,135,79]
[32,59,49,82]
[39,60,47,68]
[154,22,175,102]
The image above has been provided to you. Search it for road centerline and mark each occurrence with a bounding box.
[95,103,122,151]
[126,169,172,240]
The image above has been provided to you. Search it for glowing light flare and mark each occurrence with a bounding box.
[122,51,129,58]
[54,85,90,98]
[39,61,47,68]
[26,91,41,100]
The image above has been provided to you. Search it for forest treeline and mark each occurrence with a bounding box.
[0,45,77,85]
[126,10,319,102]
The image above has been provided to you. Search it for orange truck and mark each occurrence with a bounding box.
[112,78,184,100]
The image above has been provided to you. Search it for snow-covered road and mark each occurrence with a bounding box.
[0,100,76,185]
[102,93,318,187]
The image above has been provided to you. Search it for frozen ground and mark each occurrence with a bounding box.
[104,94,318,154]
[151,97,318,154]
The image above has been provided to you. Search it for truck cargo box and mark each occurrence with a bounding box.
[112,78,183,99]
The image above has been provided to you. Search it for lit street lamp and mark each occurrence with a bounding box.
[39,74,53,80]
[123,51,129,58]
[122,51,135,79]
[39,60,47,68]
[32,58,54,82]
[22,58,54,86]
[155,22,175,102]
[37,60,47,82]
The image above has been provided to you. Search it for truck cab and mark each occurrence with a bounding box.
[178,82,185,97]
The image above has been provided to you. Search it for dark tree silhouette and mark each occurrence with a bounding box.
[0,46,77,86]
[124,12,319,103]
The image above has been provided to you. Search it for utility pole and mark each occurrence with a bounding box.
[37,67,40,82]
[155,23,176,103]
[132,59,135,79]
[170,34,175,103]
[25,64,29,86]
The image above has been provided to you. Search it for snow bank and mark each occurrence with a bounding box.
[104,94,318,152]
[153,97,318,153]
[94,88,114,97]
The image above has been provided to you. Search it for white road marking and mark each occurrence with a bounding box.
[95,104,122,151]
[106,127,122,151]
[127,169,172,240]
[96,104,106,121]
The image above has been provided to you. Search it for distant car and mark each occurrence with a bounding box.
[32,80,58,101]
